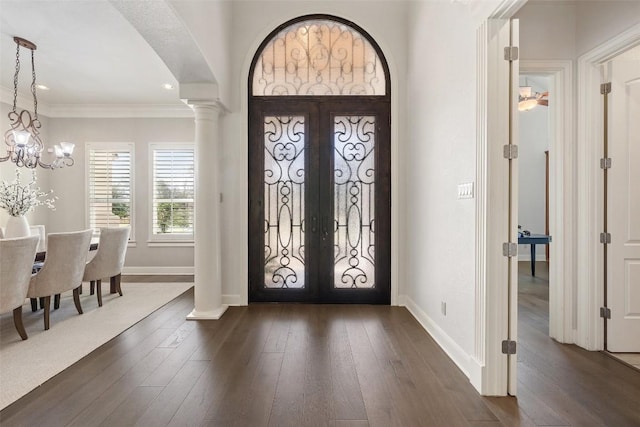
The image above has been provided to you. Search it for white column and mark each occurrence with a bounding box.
[187,102,228,320]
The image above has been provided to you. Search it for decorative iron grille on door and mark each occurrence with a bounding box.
[249,15,391,304]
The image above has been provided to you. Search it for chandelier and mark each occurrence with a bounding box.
[1,37,74,169]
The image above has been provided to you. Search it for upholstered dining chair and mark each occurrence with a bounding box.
[27,229,93,330]
[0,235,40,340]
[83,227,130,307]
[29,225,46,253]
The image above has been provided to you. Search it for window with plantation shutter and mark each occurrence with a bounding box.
[150,144,194,240]
[87,144,134,236]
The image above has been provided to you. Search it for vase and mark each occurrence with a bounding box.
[5,215,30,238]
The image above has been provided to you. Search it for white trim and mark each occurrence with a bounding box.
[239,11,401,306]
[0,87,194,119]
[475,18,513,397]
[576,23,640,351]
[402,296,470,378]
[147,241,194,247]
[222,294,243,306]
[489,0,527,19]
[520,60,575,344]
[122,266,194,275]
[187,305,228,320]
[85,142,136,242]
[147,142,195,243]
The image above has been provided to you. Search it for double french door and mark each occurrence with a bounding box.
[249,98,390,303]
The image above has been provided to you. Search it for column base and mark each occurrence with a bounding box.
[186,305,228,320]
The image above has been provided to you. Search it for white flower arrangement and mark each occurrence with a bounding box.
[0,169,57,217]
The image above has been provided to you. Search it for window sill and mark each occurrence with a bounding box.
[147,240,194,248]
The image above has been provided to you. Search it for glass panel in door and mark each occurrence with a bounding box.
[333,116,376,289]
[263,116,306,289]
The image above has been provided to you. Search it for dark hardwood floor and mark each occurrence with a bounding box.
[1,270,639,426]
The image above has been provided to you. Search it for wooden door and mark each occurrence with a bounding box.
[249,98,390,304]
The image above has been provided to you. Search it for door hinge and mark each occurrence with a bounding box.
[504,46,519,61]
[600,232,611,244]
[600,307,612,319]
[600,158,612,169]
[502,242,518,257]
[503,144,519,159]
[600,82,612,94]
[502,340,517,355]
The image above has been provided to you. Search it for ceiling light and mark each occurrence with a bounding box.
[1,37,74,169]
[162,83,174,90]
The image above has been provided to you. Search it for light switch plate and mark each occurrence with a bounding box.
[458,182,474,199]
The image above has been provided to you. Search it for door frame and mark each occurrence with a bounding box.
[519,60,574,345]
[238,12,401,307]
[248,98,392,304]
[576,23,640,351]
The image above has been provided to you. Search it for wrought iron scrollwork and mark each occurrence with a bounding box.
[264,116,306,288]
[253,20,385,96]
[333,116,376,288]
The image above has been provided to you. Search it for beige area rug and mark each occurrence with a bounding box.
[0,281,193,410]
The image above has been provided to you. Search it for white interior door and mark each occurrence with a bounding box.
[607,56,640,352]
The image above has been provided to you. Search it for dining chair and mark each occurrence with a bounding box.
[83,227,130,307]
[27,229,93,330]
[29,225,46,253]
[0,235,40,340]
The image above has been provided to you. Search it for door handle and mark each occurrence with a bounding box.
[311,216,318,233]
[322,216,328,236]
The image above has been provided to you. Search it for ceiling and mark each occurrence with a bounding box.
[0,0,189,113]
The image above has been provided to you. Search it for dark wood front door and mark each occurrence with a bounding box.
[249,97,390,303]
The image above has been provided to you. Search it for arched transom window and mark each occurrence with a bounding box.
[252,18,387,96]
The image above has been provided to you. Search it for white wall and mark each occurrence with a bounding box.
[404,1,479,362]
[575,1,640,57]
[45,116,195,271]
[516,2,576,60]
[209,1,410,302]
[517,76,549,260]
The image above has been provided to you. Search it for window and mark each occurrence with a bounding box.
[86,143,134,237]
[150,144,194,242]
[252,18,387,96]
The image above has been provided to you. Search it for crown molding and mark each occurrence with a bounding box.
[45,103,193,118]
[0,85,193,118]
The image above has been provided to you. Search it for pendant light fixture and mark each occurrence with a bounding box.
[1,36,75,169]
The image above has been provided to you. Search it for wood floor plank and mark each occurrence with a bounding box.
[303,328,335,425]
[134,360,209,426]
[393,308,499,423]
[359,305,469,427]
[202,305,279,425]
[68,347,174,427]
[344,312,403,427]
[166,309,247,426]
[4,275,640,427]
[267,305,307,427]
[516,362,606,427]
[328,306,367,421]
[234,351,283,426]
[98,385,163,426]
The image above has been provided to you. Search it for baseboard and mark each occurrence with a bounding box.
[222,294,242,306]
[468,356,485,393]
[401,295,471,378]
[122,266,194,275]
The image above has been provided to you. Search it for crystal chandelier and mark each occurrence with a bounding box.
[1,37,74,169]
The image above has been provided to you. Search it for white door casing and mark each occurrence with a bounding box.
[472,17,519,396]
[607,57,640,352]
